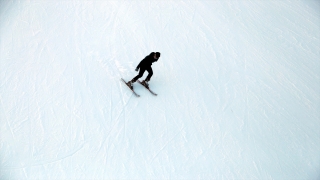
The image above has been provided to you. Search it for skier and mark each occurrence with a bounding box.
[127,52,161,87]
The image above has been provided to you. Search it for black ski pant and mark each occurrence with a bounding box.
[131,66,153,82]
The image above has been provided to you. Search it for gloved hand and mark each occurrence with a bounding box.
[135,68,139,72]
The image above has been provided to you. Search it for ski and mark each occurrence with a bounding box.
[121,78,140,97]
[137,80,157,96]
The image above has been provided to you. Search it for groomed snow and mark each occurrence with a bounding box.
[1,0,319,179]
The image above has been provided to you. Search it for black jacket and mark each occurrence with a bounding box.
[136,52,158,70]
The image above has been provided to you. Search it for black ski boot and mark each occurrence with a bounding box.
[127,80,134,89]
[141,80,149,87]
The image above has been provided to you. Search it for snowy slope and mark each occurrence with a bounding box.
[1,0,319,179]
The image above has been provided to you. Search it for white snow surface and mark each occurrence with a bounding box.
[1,0,320,179]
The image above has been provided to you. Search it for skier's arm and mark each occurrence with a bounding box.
[135,59,144,71]
[136,62,141,70]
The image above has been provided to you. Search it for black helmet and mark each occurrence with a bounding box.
[155,52,160,58]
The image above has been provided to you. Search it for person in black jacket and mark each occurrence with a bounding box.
[128,52,161,87]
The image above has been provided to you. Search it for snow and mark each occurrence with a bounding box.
[1,0,319,179]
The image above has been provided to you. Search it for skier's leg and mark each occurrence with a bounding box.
[131,68,145,83]
[145,67,153,82]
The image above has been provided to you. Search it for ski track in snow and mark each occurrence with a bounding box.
[1,0,319,179]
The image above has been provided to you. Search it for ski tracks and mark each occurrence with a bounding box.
[149,126,185,163]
